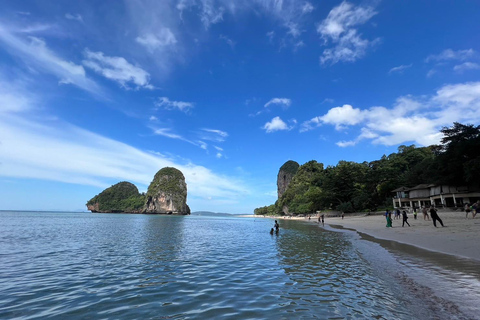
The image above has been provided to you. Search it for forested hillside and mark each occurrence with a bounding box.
[255,123,480,215]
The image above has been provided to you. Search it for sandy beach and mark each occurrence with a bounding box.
[253,211,480,261]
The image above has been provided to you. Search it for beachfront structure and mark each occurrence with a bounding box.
[391,184,480,209]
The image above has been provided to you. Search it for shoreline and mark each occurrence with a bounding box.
[250,211,480,261]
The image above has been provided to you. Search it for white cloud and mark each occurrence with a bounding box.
[336,140,356,147]
[263,116,292,133]
[149,115,158,121]
[199,0,225,28]
[155,96,194,112]
[0,24,102,96]
[152,127,186,140]
[318,1,378,65]
[219,34,235,48]
[453,62,480,73]
[0,114,249,205]
[82,49,152,89]
[389,64,412,74]
[200,128,228,142]
[0,77,35,114]
[300,116,321,132]
[307,82,480,147]
[214,146,223,151]
[426,49,476,63]
[302,2,314,14]
[319,104,364,129]
[136,28,177,52]
[65,13,84,23]
[264,97,291,108]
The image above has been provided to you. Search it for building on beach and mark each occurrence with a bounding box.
[391,184,480,209]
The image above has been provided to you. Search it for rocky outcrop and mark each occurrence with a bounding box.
[143,167,190,215]
[86,167,190,214]
[86,181,145,213]
[277,160,299,199]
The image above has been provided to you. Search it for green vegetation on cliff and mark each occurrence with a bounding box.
[86,182,145,212]
[279,160,300,175]
[255,122,480,215]
[86,167,189,214]
[147,167,186,197]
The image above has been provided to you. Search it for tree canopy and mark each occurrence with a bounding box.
[255,122,480,215]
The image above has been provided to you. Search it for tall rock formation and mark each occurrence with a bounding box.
[86,167,190,214]
[143,167,190,215]
[277,160,299,199]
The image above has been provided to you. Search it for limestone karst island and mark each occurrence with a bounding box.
[86,167,190,215]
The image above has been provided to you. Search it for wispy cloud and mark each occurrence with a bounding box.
[82,49,153,90]
[136,28,177,53]
[389,64,412,74]
[0,114,249,203]
[155,96,194,112]
[200,128,228,142]
[65,13,84,23]
[0,23,102,96]
[425,49,476,63]
[264,97,291,108]
[302,2,314,14]
[318,1,379,65]
[301,82,480,147]
[453,62,480,73]
[219,34,235,48]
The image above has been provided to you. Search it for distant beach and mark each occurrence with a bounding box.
[252,210,480,261]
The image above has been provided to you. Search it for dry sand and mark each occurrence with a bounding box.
[254,211,480,261]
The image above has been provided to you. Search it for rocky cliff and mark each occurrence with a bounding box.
[277,160,299,199]
[86,167,190,214]
[86,181,145,213]
[143,167,190,215]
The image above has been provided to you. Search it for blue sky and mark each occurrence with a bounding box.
[1,1,479,213]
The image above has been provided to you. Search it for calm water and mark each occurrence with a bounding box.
[1,211,479,319]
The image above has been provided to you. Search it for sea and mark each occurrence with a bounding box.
[1,211,479,319]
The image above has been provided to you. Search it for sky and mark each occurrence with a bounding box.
[1,1,479,214]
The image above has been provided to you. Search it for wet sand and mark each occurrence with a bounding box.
[252,211,480,261]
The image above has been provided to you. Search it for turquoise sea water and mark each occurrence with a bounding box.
[1,211,479,319]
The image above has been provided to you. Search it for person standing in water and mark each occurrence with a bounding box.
[402,210,410,227]
[429,206,444,227]
[274,220,279,232]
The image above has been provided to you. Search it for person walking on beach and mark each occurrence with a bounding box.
[321,214,325,226]
[465,203,471,219]
[386,211,393,228]
[429,206,444,227]
[422,206,430,221]
[402,210,410,227]
[473,201,479,219]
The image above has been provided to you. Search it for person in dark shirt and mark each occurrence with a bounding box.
[402,210,410,227]
[429,206,444,227]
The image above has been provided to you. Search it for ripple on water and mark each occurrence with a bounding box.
[1,212,478,319]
